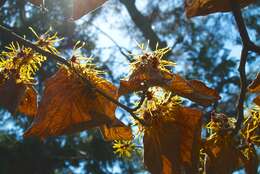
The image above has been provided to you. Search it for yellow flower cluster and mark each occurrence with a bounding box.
[130,45,175,77]
[0,28,62,84]
[0,42,46,84]
[29,27,61,54]
[68,42,106,87]
[113,140,136,158]
[205,114,236,133]
[135,87,182,133]
[241,106,260,146]
[205,113,236,145]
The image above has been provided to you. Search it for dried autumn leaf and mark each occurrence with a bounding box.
[169,75,220,106]
[0,77,37,116]
[253,96,260,106]
[142,95,202,174]
[177,107,202,168]
[18,86,38,117]
[119,50,220,106]
[143,119,182,174]
[29,0,43,6]
[24,66,118,138]
[100,119,132,141]
[243,146,259,174]
[0,77,26,115]
[118,50,174,96]
[204,113,242,174]
[204,137,242,174]
[185,0,256,18]
[72,0,107,20]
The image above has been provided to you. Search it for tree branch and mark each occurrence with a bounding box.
[229,0,251,133]
[230,0,260,53]
[235,47,248,132]
[0,24,146,126]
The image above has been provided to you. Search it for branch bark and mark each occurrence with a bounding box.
[229,0,259,133]
[230,0,260,53]
[235,48,248,132]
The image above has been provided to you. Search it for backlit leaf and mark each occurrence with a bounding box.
[204,113,242,174]
[177,107,202,167]
[29,0,43,6]
[119,50,220,106]
[169,75,221,106]
[100,119,132,141]
[72,0,107,20]
[143,119,181,174]
[204,139,241,174]
[24,66,118,138]
[18,86,38,117]
[0,77,26,115]
[253,96,260,106]
[0,77,37,117]
[243,146,259,174]
[185,0,256,18]
[141,93,202,174]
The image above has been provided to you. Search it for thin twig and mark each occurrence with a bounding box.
[0,24,146,126]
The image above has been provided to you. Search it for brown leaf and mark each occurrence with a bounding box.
[24,66,118,138]
[18,86,38,117]
[185,0,256,18]
[118,59,170,96]
[29,0,43,6]
[121,75,220,106]
[0,77,26,115]
[177,107,202,167]
[204,135,241,174]
[248,72,260,93]
[243,146,259,174]
[72,0,107,20]
[119,53,220,106]
[169,75,221,106]
[144,120,182,174]
[100,119,132,141]
[143,106,202,174]
[253,96,260,106]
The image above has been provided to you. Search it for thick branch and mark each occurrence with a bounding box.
[0,24,146,126]
[229,0,259,133]
[230,1,250,45]
[230,0,260,54]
